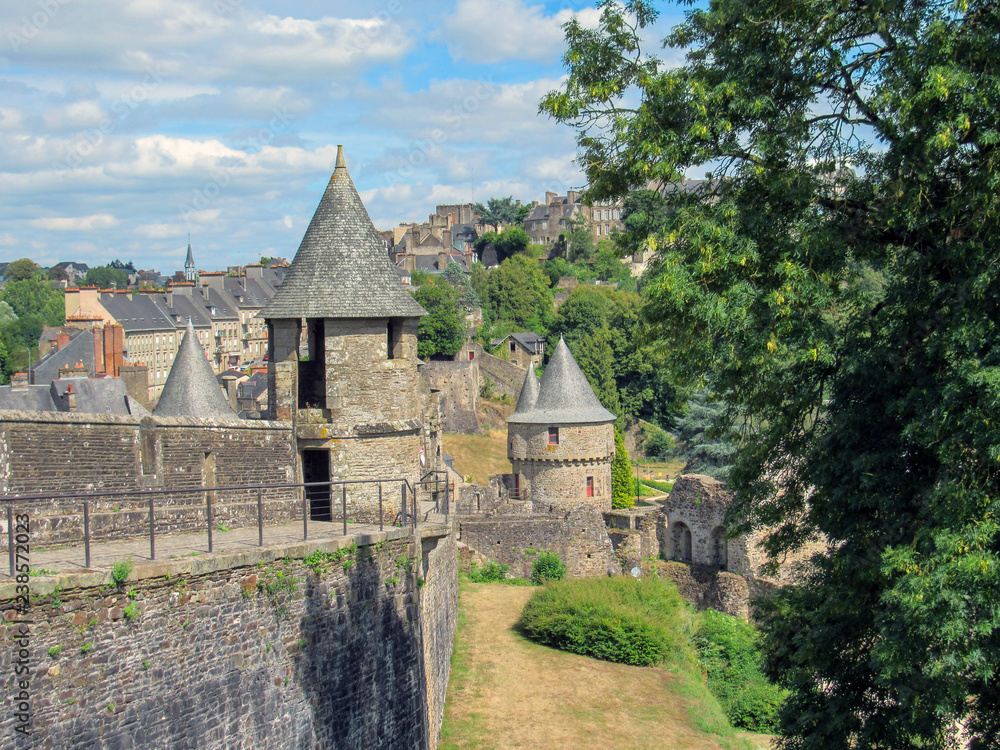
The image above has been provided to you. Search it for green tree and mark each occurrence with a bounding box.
[5,258,40,281]
[564,217,593,262]
[473,196,527,231]
[109,259,136,273]
[617,189,671,258]
[572,327,621,417]
[611,426,634,509]
[413,280,465,360]
[544,0,1000,744]
[83,266,129,289]
[672,391,736,481]
[482,255,553,329]
[442,262,481,312]
[590,238,630,284]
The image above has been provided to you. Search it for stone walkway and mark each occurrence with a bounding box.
[5,503,447,576]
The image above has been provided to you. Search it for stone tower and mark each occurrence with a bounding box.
[506,338,617,511]
[184,237,197,282]
[262,145,428,520]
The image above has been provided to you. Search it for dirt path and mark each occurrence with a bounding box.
[441,583,769,750]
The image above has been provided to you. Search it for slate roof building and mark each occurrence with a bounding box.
[262,145,431,523]
[507,337,616,510]
[153,319,235,420]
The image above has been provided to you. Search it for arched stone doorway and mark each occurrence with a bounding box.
[671,521,693,563]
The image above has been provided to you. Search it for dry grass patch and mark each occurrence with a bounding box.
[441,583,772,750]
[443,430,512,484]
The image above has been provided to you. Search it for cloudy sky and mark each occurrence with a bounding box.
[1,0,685,274]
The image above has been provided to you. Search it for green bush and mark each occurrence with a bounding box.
[530,551,567,584]
[693,608,786,732]
[467,560,509,583]
[519,577,693,667]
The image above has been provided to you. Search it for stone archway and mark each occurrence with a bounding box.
[671,521,693,563]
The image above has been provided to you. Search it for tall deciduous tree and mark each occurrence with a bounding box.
[481,255,553,329]
[544,0,1000,745]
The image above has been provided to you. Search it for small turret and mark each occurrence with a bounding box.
[154,319,235,419]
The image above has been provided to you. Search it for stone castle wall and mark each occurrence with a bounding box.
[0,528,457,750]
[419,360,481,434]
[475,348,526,399]
[459,504,616,579]
[0,412,296,550]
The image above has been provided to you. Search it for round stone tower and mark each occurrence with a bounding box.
[506,337,617,511]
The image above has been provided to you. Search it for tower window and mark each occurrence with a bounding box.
[586,476,594,497]
[548,426,559,445]
[387,320,403,359]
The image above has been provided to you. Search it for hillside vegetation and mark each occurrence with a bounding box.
[441,582,772,750]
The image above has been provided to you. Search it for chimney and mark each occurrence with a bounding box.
[119,363,151,411]
[246,264,264,280]
[105,325,124,378]
[404,254,416,272]
[94,326,106,377]
[546,191,558,205]
[65,383,77,413]
[10,372,28,390]
[57,331,70,351]
[438,251,449,271]
[442,228,453,251]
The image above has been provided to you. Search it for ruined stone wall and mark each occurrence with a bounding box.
[458,505,615,579]
[654,561,751,621]
[0,412,296,550]
[659,474,732,567]
[0,529,457,750]
[476,350,526,399]
[419,360,480,434]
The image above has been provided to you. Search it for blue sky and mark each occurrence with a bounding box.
[0,0,687,274]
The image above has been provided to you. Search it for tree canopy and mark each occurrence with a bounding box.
[413,280,465,360]
[545,0,1000,745]
[5,258,40,281]
[83,265,130,289]
[473,196,529,232]
[481,254,553,330]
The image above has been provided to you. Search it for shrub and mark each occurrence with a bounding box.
[530,551,566,584]
[110,557,132,586]
[467,560,509,583]
[519,577,693,667]
[693,608,786,732]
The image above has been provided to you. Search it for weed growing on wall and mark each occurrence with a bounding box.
[110,557,133,587]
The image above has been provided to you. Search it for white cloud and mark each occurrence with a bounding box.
[28,214,119,230]
[442,0,601,64]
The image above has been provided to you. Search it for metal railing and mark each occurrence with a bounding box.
[2,477,418,577]
[416,470,452,519]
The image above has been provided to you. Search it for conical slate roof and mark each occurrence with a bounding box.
[153,319,236,420]
[509,362,539,419]
[262,146,426,319]
[184,239,195,269]
[507,337,616,425]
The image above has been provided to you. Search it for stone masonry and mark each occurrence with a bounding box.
[0,527,456,750]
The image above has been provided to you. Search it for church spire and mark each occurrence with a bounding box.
[184,235,196,282]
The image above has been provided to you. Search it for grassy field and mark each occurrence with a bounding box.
[440,583,773,750]
[443,431,512,484]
